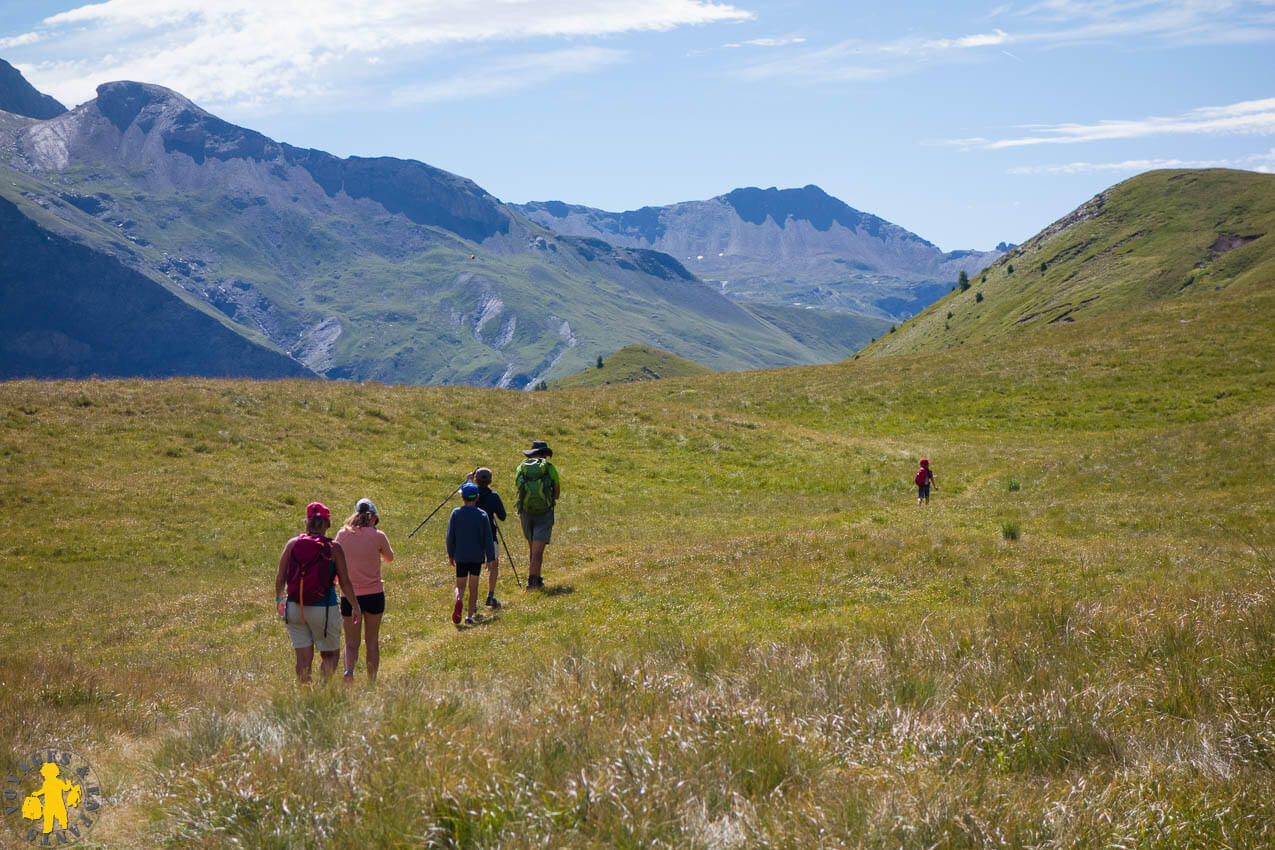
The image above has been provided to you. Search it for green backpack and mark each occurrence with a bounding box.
[516,458,555,515]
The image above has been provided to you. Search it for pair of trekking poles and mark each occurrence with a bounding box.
[407,472,523,588]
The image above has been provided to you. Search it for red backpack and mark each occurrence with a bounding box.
[286,533,335,609]
[915,468,929,486]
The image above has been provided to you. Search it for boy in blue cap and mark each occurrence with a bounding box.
[446,482,497,625]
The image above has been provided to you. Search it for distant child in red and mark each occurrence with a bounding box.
[915,459,935,505]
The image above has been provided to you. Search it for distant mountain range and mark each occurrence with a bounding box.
[515,187,1003,321]
[0,60,908,384]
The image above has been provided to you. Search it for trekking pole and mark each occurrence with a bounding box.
[495,524,523,588]
[407,480,464,539]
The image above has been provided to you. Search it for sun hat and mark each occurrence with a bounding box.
[307,501,330,519]
[523,440,553,457]
[460,482,480,499]
[474,468,493,486]
[355,497,377,515]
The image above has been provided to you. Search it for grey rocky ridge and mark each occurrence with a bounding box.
[0,58,67,120]
[516,186,1003,322]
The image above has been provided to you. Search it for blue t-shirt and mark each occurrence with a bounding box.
[446,504,496,563]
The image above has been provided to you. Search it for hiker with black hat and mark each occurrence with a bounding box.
[445,482,497,625]
[274,502,362,683]
[515,440,560,590]
[468,467,507,608]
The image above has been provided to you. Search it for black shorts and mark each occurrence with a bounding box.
[341,592,386,617]
[455,561,483,578]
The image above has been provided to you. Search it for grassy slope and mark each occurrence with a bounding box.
[865,169,1275,357]
[549,344,713,388]
[742,302,892,360]
[2,254,1275,846]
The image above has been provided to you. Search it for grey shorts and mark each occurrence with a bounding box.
[520,508,554,543]
[284,601,342,651]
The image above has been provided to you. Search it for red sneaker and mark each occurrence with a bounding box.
[452,599,463,625]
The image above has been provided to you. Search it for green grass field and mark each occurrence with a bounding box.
[3,222,1275,846]
[550,345,713,388]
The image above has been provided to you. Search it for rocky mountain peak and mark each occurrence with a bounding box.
[0,58,67,120]
[720,184,932,246]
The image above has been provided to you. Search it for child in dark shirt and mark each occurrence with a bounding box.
[471,467,508,607]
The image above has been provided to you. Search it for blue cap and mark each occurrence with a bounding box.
[460,482,480,499]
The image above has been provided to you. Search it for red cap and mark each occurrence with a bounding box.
[920,459,929,466]
[306,501,330,519]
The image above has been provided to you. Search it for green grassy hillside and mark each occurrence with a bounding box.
[865,169,1275,357]
[549,344,713,388]
[2,248,1274,846]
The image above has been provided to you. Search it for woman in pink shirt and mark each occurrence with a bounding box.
[335,498,394,682]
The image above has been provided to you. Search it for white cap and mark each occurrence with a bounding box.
[355,498,377,515]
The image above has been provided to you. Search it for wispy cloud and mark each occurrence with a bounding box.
[723,36,806,48]
[1008,150,1275,174]
[959,96,1275,149]
[390,47,628,105]
[734,1,1275,83]
[3,0,753,108]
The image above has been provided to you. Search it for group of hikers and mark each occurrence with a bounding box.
[273,440,931,683]
[273,440,560,683]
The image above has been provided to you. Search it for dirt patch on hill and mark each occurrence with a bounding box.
[1210,233,1262,256]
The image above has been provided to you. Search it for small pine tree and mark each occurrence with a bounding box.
[1040,262,1048,273]
[946,311,953,319]
[596,355,604,369]
[958,270,971,292]
[889,325,896,334]
[976,291,984,303]
[1007,264,1015,274]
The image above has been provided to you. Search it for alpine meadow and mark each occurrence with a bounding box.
[2,167,1275,847]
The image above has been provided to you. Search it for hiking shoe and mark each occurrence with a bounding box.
[464,615,476,625]
[452,599,463,625]
[485,594,501,609]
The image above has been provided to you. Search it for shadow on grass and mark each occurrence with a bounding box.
[540,584,575,597]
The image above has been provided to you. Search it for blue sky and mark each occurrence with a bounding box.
[3,1,1274,250]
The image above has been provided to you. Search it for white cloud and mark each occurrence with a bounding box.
[972,96,1275,148]
[0,32,40,49]
[4,0,753,107]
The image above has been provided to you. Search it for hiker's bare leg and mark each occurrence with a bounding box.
[488,553,499,595]
[455,577,466,604]
[294,646,314,683]
[319,649,340,681]
[343,614,360,674]
[468,574,480,616]
[529,540,547,579]
[363,613,382,682]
